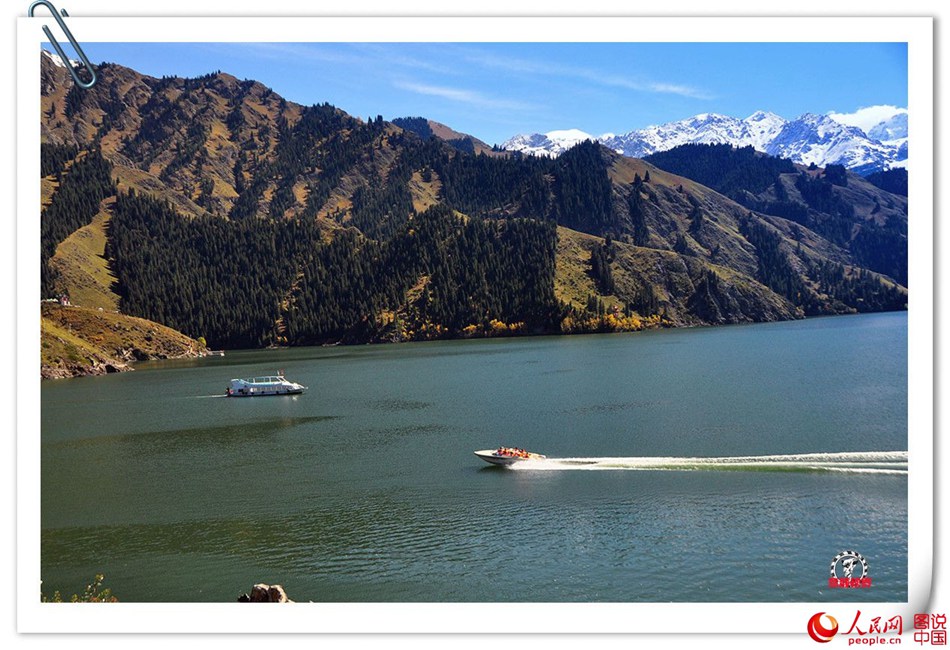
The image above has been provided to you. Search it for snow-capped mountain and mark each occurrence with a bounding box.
[867,112,908,145]
[744,110,789,150]
[502,109,907,174]
[501,129,595,158]
[595,111,787,160]
[764,113,902,175]
[41,49,80,69]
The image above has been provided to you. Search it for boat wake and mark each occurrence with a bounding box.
[505,451,907,475]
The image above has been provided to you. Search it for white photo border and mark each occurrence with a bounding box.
[17,15,934,634]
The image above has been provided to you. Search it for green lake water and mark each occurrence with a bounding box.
[41,312,907,602]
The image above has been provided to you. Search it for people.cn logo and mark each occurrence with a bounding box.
[829,550,871,588]
[808,612,839,643]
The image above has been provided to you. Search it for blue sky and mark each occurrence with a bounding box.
[74,42,907,145]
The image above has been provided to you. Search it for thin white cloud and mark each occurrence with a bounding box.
[827,105,907,133]
[351,44,455,75]
[222,43,454,75]
[213,44,712,102]
[463,50,553,76]
[394,80,538,112]
[646,82,711,100]
[581,73,712,100]
[229,43,366,66]
[462,48,712,100]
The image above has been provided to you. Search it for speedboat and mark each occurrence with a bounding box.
[226,373,306,397]
[474,447,546,466]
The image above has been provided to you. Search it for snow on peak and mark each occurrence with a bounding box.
[744,111,786,132]
[546,128,594,141]
[797,112,836,127]
[41,49,79,69]
[502,129,595,158]
[742,111,787,150]
[685,113,733,126]
[745,110,781,122]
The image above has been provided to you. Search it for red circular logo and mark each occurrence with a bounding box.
[807,612,839,643]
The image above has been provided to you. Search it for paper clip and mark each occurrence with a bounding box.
[29,0,97,89]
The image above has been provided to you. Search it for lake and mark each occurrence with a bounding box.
[40,312,907,602]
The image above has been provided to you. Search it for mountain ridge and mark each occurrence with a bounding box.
[503,108,908,174]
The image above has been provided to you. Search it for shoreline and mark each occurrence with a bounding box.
[46,307,907,380]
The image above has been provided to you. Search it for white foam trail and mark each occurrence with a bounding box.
[507,451,907,475]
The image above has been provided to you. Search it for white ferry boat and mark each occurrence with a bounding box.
[226,373,306,397]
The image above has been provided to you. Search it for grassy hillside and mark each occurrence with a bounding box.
[41,303,207,379]
[48,197,120,311]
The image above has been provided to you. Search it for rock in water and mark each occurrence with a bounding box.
[237,583,293,603]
